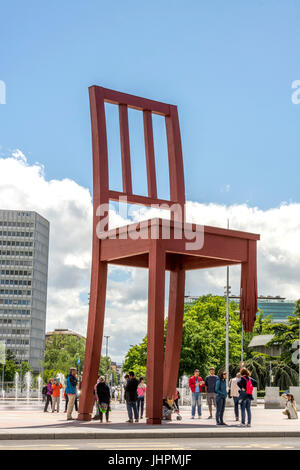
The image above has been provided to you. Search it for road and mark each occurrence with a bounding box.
[0,437,298,450]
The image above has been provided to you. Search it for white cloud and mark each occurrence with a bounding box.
[0,150,299,362]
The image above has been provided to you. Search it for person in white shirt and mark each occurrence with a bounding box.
[282,393,298,420]
[229,373,241,421]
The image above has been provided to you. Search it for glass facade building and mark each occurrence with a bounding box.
[0,210,49,372]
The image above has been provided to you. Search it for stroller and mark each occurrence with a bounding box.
[162,394,182,421]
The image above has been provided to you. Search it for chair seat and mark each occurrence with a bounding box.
[99,217,260,271]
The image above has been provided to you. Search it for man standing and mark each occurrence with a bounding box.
[66,367,78,420]
[125,371,139,423]
[229,372,241,421]
[205,367,217,419]
[188,369,204,419]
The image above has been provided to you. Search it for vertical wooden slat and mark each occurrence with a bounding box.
[165,105,186,222]
[143,110,157,198]
[119,104,133,194]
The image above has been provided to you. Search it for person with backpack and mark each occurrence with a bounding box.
[215,371,228,425]
[96,376,111,423]
[237,368,257,427]
[125,371,139,423]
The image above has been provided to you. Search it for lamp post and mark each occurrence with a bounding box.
[224,219,231,389]
[104,335,110,381]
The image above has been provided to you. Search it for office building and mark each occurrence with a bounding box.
[0,210,49,372]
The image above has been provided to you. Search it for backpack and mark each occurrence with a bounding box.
[244,376,253,395]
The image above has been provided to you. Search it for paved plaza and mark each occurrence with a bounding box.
[0,401,299,441]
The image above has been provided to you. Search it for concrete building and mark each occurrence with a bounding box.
[45,328,85,341]
[248,334,282,356]
[0,210,49,373]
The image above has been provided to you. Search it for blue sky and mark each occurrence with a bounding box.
[1,0,299,210]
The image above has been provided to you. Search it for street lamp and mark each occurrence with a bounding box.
[104,335,110,381]
[224,278,231,389]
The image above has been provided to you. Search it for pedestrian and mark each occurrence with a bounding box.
[96,376,111,423]
[42,383,47,402]
[282,393,298,420]
[215,370,228,426]
[92,376,101,419]
[66,367,78,420]
[188,369,204,419]
[237,368,257,427]
[205,367,218,419]
[125,371,139,423]
[52,377,63,413]
[123,374,129,403]
[43,379,53,412]
[137,377,146,420]
[229,372,241,421]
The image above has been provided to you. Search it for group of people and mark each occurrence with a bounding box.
[41,365,298,425]
[91,371,146,423]
[188,366,258,426]
[42,367,79,420]
[188,366,298,426]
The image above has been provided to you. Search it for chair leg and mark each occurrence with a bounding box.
[78,260,108,421]
[163,267,185,399]
[146,242,166,425]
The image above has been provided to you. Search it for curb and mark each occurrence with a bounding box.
[1,431,300,440]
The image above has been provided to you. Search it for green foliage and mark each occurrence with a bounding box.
[0,348,32,381]
[99,356,118,384]
[123,295,300,390]
[123,337,147,378]
[43,334,86,378]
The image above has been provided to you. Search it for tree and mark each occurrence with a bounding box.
[43,334,86,378]
[124,295,250,382]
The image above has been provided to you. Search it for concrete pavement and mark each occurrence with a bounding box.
[0,402,299,440]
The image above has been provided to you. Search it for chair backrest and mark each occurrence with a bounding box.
[89,86,186,222]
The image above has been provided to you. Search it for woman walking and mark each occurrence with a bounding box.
[137,377,146,420]
[237,368,257,427]
[215,371,227,426]
[96,376,111,423]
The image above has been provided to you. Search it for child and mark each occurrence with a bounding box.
[282,393,298,419]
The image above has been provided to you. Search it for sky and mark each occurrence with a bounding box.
[0,1,300,362]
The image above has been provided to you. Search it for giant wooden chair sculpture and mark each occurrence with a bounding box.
[78,86,260,424]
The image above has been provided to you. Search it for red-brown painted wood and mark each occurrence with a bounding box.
[78,86,260,426]
[119,104,133,195]
[163,267,186,398]
[78,260,107,420]
[146,241,166,425]
[143,110,157,199]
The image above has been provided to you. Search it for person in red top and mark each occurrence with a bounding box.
[188,369,205,419]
